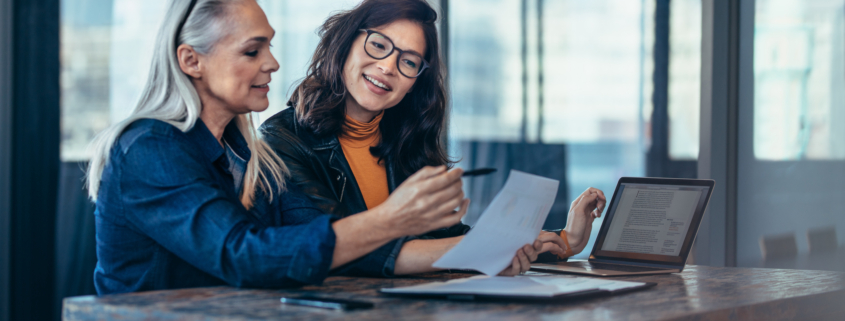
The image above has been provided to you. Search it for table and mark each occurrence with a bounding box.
[62,265,845,320]
[740,247,845,272]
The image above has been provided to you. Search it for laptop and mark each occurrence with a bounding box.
[531,177,715,276]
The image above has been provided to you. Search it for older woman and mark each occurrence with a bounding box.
[86,0,501,295]
[260,0,607,269]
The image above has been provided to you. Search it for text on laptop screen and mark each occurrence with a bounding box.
[600,183,709,256]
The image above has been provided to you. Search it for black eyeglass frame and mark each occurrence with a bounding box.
[359,29,430,78]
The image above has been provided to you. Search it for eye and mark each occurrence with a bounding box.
[245,50,258,57]
[402,59,417,69]
[370,41,386,50]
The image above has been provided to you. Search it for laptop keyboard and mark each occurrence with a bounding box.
[580,262,671,273]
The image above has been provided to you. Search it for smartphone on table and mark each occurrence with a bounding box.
[280,295,374,311]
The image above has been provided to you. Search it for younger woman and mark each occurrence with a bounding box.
[260,0,606,266]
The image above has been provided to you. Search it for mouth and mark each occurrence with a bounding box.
[363,74,392,91]
[251,82,270,93]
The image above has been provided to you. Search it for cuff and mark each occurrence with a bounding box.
[330,236,412,278]
[285,215,337,285]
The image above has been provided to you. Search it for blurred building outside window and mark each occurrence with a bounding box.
[754,0,845,160]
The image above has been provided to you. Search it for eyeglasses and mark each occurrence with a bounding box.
[359,29,430,78]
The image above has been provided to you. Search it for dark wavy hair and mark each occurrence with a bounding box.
[288,0,450,176]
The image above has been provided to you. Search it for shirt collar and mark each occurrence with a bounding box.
[186,118,252,163]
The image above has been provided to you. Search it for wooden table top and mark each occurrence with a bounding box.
[63,265,845,321]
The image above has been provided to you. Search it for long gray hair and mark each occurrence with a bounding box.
[87,0,288,209]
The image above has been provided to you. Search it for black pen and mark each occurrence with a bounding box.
[462,168,497,177]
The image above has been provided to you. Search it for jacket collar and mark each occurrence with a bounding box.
[288,108,401,193]
[289,110,340,151]
[186,118,251,163]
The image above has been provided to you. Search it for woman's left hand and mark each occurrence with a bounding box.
[564,187,607,254]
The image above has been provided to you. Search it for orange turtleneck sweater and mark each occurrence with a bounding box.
[338,112,389,209]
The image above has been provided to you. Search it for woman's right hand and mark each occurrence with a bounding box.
[374,166,469,237]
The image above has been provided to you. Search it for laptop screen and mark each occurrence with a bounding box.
[591,178,713,266]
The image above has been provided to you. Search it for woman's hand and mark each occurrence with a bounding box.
[373,166,469,238]
[498,240,544,276]
[563,187,607,254]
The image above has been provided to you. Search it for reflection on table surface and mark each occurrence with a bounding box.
[742,247,845,272]
[63,265,845,321]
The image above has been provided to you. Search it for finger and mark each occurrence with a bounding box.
[430,191,464,217]
[529,241,542,261]
[577,192,600,214]
[592,188,607,215]
[537,232,567,254]
[509,256,520,276]
[435,198,469,229]
[427,182,464,207]
[420,167,463,193]
[541,243,565,255]
[517,248,531,272]
[521,244,536,262]
[404,166,445,184]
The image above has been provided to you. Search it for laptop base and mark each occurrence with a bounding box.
[531,261,680,277]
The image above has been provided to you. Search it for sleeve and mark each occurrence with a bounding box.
[117,131,336,288]
[260,124,351,216]
[417,223,472,239]
[277,183,411,277]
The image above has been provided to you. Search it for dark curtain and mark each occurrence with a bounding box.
[55,161,97,313]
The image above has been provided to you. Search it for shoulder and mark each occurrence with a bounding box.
[115,119,189,155]
[259,108,315,157]
[259,107,298,137]
[111,119,205,178]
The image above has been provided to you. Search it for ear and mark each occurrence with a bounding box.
[177,44,202,79]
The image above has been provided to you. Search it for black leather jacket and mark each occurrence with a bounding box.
[259,108,471,239]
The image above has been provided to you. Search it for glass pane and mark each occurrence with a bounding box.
[60,0,115,161]
[754,0,845,160]
[60,0,362,160]
[449,0,660,258]
[668,0,701,160]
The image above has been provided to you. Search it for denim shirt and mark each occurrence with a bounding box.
[93,119,405,295]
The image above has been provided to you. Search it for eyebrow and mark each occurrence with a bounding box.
[242,30,276,46]
[242,36,269,45]
[375,31,425,57]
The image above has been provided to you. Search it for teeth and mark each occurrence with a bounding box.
[365,75,389,90]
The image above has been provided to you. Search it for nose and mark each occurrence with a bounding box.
[376,52,397,75]
[263,49,280,73]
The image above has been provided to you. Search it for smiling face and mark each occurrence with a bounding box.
[190,0,278,116]
[342,19,426,123]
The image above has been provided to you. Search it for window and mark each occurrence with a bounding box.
[60,0,362,160]
[754,0,845,160]
[60,0,702,259]
[448,0,701,256]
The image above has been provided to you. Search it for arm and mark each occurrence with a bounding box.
[393,232,569,275]
[119,132,339,288]
[120,130,465,287]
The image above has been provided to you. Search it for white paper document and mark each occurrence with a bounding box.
[432,170,559,275]
[381,275,647,298]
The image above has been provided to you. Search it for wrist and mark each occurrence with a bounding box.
[364,205,404,240]
[563,227,581,251]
